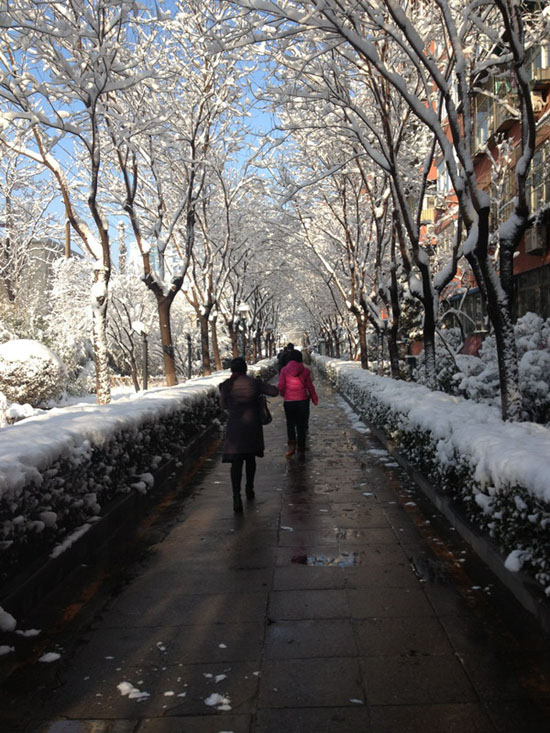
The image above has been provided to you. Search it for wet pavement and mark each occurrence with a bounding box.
[2,377,550,732]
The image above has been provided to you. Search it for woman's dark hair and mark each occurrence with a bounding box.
[289,349,303,363]
[230,357,247,374]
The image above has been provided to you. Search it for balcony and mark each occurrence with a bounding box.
[493,95,518,132]
[420,207,436,223]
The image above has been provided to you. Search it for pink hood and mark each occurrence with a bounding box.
[285,360,306,378]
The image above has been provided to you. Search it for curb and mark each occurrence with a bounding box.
[0,422,221,623]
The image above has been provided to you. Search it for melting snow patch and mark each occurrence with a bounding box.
[0,607,17,632]
[39,652,61,663]
[280,526,294,532]
[16,628,40,637]
[215,674,227,683]
[204,692,231,710]
[218,643,227,648]
[50,524,91,559]
[0,646,14,656]
[350,698,364,704]
[117,681,150,701]
[505,549,525,573]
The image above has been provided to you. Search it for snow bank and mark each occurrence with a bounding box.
[0,373,223,496]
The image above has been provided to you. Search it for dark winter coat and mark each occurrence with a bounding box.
[219,374,278,461]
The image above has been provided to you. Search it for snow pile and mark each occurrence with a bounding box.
[117,681,150,701]
[0,339,67,408]
[0,359,277,586]
[0,606,17,632]
[314,354,550,595]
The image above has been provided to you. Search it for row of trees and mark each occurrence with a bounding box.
[217,0,549,421]
[0,0,283,403]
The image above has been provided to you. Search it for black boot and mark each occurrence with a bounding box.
[233,490,243,513]
[245,485,255,501]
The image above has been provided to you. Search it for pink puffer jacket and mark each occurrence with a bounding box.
[278,360,319,404]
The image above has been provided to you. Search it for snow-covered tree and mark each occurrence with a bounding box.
[107,0,254,382]
[0,151,59,317]
[0,0,163,404]
[107,272,160,391]
[46,257,95,395]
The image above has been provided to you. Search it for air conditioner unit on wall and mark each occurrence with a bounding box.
[534,67,550,83]
[524,224,546,255]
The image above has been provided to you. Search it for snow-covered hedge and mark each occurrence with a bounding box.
[0,339,67,407]
[413,313,550,424]
[0,359,277,586]
[313,354,550,596]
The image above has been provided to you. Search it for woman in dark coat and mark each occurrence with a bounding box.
[219,357,279,513]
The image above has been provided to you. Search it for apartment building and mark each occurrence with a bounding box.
[430,39,550,338]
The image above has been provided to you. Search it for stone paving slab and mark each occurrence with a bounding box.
[2,377,550,731]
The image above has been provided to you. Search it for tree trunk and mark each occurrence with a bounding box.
[422,301,437,389]
[333,330,341,358]
[211,316,222,371]
[91,268,111,405]
[199,313,211,375]
[158,297,177,387]
[131,363,140,393]
[388,253,402,379]
[471,208,522,420]
[387,330,401,379]
[417,258,437,389]
[229,325,239,358]
[356,317,369,369]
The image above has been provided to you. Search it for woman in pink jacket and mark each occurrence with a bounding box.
[278,349,319,457]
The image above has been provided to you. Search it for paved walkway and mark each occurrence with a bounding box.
[3,377,550,732]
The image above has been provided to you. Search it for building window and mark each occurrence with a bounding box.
[474,94,492,149]
[530,42,550,78]
[444,289,486,335]
[515,264,550,320]
[527,141,550,213]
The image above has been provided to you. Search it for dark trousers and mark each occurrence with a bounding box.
[230,456,256,494]
[284,400,309,448]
